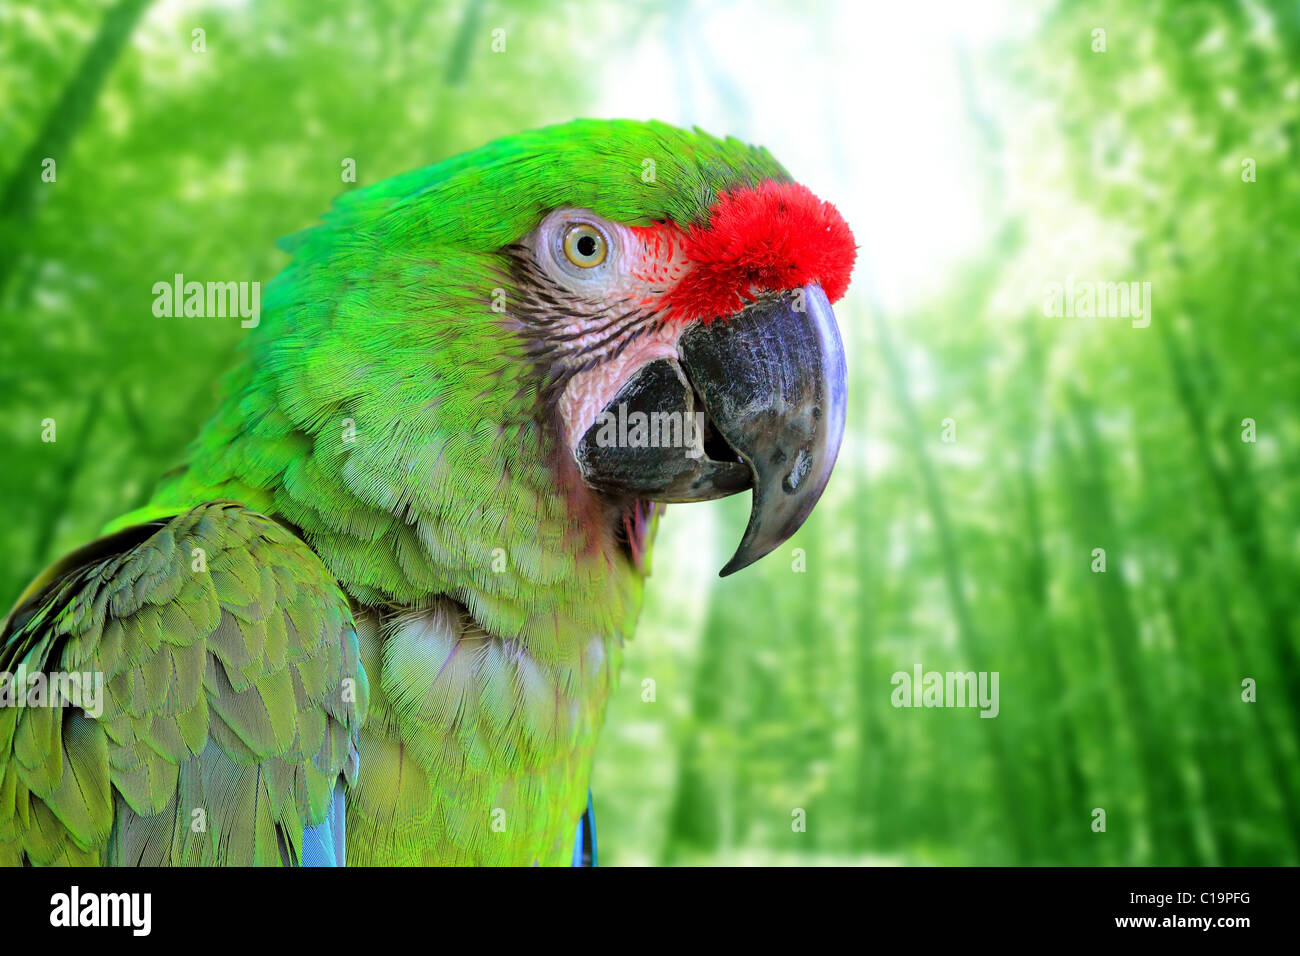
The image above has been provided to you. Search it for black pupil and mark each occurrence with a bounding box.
[576,234,598,259]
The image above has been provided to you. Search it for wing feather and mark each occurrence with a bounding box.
[0,501,367,866]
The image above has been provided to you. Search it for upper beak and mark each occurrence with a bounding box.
[575,283,847,576]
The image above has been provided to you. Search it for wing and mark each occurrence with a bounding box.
[0,501,368,866]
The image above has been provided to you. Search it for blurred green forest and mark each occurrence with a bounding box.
[1,0,1297,865]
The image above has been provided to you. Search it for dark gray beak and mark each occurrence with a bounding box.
[575,283,847,576]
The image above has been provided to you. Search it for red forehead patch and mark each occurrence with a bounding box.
[662,180,856,323]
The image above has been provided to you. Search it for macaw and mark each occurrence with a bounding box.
[0,119,854,866]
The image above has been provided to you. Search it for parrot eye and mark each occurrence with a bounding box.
[561,223,608,268]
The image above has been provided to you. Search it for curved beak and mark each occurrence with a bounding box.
[575,283,847,576]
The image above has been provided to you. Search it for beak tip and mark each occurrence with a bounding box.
[717,558,744,578]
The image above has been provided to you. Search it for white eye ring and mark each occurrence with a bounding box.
[535,209,618,282]
[562,223,608,268]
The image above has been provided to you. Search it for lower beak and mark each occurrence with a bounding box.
[575,283,847,576]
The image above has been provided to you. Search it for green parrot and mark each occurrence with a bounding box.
[0,119,854,866]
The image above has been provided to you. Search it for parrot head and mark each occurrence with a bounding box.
[517,174,853,576]
[150,119,854,627]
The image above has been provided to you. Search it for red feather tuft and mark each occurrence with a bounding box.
[662,180,856,323]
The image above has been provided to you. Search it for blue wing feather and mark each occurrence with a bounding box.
[572,790,596,867]
[300,780,347,867]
